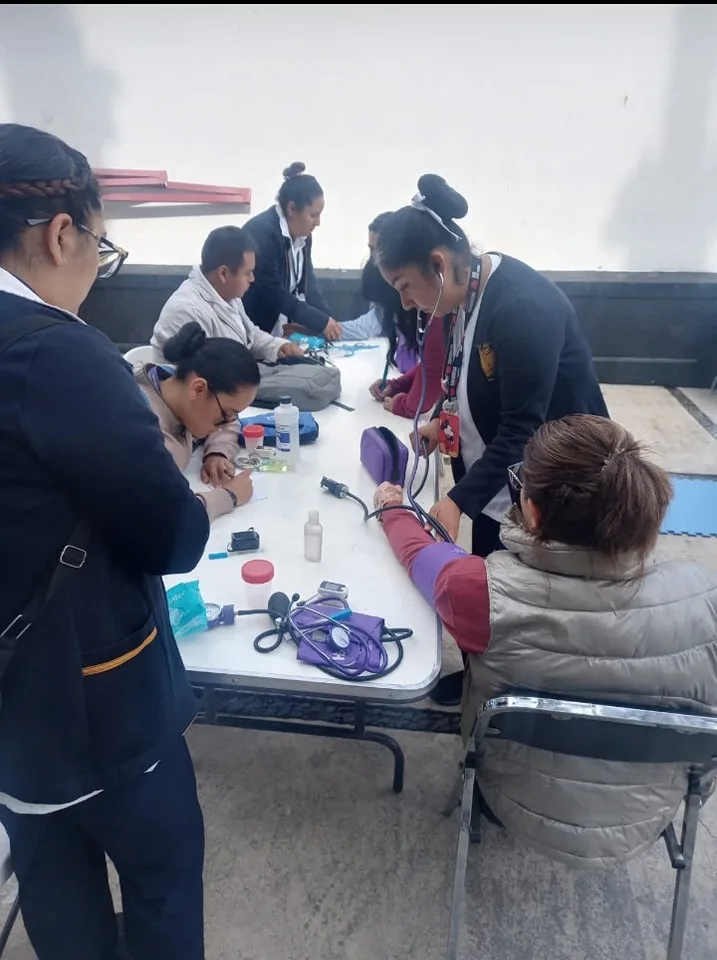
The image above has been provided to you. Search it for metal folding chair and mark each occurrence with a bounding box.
[446,695,717,960]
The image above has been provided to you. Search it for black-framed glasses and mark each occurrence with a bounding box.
[25,218,128,280]
[507,461,524,509]
[213,392,236,426]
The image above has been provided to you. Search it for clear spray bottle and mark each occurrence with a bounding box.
[304,510,323,563]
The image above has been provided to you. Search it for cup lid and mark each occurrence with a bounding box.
[243,424,265,438]
[241,559,275,584]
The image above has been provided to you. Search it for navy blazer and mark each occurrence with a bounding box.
[242,206,331,335]
[0,291,209,803]
[443,255,609,520]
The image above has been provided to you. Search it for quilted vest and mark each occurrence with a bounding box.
[464,513,717,867]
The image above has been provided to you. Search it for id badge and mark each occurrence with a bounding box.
[438,410,460,458]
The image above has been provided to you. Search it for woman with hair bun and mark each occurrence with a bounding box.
[375,414,717,866]
[0,124,209,957]
[376,174,609,703]
[243,161,341,339]
[134,321,261,519]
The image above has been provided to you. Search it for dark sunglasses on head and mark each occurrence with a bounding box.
[25,218,128,280]
[507,461,524,509]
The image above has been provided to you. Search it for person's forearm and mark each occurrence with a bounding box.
[203,424,240,462]
[386,368,416,396]
[390,366,440,418]
[382,510,467,607]
[196,488,233,523]
[340,307,382,341]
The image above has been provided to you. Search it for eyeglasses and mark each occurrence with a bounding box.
[507,461,524,509]
[25,218,128,280]
[213,392,236,426]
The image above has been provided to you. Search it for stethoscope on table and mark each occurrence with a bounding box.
[251,592,413,682]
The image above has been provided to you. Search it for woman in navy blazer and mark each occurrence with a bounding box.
[242,162,340,339]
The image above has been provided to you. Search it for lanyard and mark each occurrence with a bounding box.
[286,242,303,294]
[442,257,483,409]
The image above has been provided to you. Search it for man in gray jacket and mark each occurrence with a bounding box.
[151,226,303,362]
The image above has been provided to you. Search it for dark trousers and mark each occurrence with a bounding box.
[471,511,503,558]
[0,736,204,960]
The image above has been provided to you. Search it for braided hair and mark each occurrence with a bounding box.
[0,124,102,255]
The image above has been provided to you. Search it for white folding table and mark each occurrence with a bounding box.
[165,343,443,792]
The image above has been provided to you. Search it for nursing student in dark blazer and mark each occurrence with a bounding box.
[0,124,209,959]
[376,174,608,703]
[242,162,340,339]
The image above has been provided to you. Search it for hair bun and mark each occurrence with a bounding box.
[282,161,306,180]
[162,321,207,364]
[416,174,468,222]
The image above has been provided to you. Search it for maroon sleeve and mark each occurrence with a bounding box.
[386,367,416,397]
[390,318,445,419]
[383,510,491,655]
[382,508,436,573]
[434,557,491,656]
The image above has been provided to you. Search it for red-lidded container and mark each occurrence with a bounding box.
[242,424,265,454]
[240,559,274,610]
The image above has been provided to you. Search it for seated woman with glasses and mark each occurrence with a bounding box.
[134,320,261,520]
[375,414,717,866]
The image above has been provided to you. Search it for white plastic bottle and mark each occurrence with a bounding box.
[304,510,323,563]
[274,395,300,465]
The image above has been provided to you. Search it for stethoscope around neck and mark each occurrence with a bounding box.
[416,270,445,344]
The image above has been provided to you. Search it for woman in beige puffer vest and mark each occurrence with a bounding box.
[377,414,717,867]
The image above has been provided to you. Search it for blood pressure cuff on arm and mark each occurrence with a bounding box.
[411,542,468,606]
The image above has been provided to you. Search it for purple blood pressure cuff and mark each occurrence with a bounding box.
[410,542,468,605]
[361,426,408,486]
[291,603,386,672]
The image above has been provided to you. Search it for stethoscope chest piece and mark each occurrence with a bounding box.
[328,625,351,652]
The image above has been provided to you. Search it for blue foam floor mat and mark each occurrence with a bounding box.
[662,475,717,537]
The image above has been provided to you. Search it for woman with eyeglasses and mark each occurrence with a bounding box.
[135,321,260,518]
[376,174,609,704]
[375,414,717,866]
[0,124,209,959]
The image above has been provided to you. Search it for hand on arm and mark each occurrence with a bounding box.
[201,454,235,487]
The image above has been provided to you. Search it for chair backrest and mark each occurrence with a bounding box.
[478,695,717,769]
[123,344,156,364]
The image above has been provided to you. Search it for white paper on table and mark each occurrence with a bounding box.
[249,472,268,503]
[195,470,268,504]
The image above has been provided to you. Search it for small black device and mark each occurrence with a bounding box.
[227,528,260,554]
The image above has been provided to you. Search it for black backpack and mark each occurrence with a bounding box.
[0,315,90,687]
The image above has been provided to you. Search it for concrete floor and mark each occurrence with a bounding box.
[1,384,716,960]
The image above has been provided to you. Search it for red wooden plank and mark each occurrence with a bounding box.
[164,180,250,198]
[96,176,165,188]
[93,167,168,180]
[101,190,251,204]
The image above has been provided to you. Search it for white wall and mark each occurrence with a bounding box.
[2,3,717,272]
